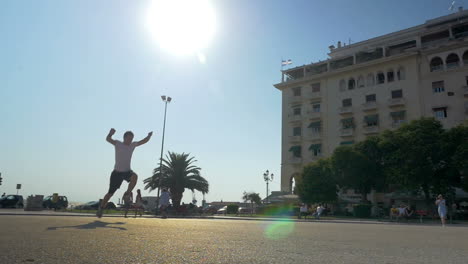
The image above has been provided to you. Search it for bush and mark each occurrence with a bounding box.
[353,204,372,218]
[226,204,239,214]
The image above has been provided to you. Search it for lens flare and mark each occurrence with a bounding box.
[261,205,296,240]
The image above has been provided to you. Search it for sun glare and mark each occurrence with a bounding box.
[146,0,216,56]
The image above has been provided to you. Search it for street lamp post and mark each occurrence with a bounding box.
[263,170,274,204]
[156,95,172,213]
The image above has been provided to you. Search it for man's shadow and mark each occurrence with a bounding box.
[47,221,127,231]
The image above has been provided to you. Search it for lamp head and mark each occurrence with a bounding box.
[161,95,166,101]
[167,97,172,102]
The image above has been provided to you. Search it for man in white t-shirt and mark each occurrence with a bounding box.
[97,128,153,218]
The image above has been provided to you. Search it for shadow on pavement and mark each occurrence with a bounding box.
[47,220,127,231]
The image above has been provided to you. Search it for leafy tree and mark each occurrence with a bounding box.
[296,159,337,204]
[144,152,209,207]
[242,192,261,214]
[442,125,468,192]
[331,145,380,202]
[380,118,446,204]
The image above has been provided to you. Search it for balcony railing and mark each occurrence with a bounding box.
[363,126,379,134]
[388,98,405,107]
[463,85,468,95]
[362,101,377,111]
[288,114,302,122]
[307,91,322,99]
[391,120,406,128]
[340,128,354,137]
[289,157,302,164]
[289,95,302,104]
[289,136,302,143]
[305,132,321,140]
[339,106,353,114]
[306,111,321,119]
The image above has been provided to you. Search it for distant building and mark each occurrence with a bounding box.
[274,9,468,197]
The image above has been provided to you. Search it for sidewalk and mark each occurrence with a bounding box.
[1,209,467,226]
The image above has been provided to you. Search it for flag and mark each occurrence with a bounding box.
[281,59,292,66]
[449,1,456,11]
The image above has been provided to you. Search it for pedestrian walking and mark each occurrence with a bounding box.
[159,188,171,219]
[123,191,133,218]
[96,128,153,218]
[315,204,324,220]
[134,189,143,218]
[299,203,308,219]
[435,194,447,226]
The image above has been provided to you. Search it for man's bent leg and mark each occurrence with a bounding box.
[125,173,138,195]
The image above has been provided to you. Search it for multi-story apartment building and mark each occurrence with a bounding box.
[274,9,468,193]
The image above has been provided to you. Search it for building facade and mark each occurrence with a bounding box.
[274,9,468,193]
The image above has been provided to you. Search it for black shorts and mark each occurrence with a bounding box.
[108,170,135,194]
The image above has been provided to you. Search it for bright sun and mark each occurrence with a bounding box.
[146,0,216,56]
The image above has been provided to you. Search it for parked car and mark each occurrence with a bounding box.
[43,195,69,210]
[0,195,24,208]
[238,207,252,214]
[216,206,227,214]
[75,201,116,210]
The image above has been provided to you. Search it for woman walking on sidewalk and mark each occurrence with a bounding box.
[435,194,447,226]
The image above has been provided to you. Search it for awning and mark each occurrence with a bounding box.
[341,117,354,128]
[308,121,321,128]
[289,146,301,152]
[309,144,322,151]
[340,141,354,145]
[364,114,379,123]
[390,111,406,118]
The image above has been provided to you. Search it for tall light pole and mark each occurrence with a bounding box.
[156,95,171,213]
[263,170,274,204]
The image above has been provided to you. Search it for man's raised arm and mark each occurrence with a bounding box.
[136,131,153,146]
[106,128,117,145]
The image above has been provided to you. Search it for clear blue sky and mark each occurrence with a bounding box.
[0,0,464,204]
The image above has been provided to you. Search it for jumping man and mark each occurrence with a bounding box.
[97,128,153,218]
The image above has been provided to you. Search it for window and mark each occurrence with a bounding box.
[387,70,395,82]
[289,146,302,158]
[463,50,468,65]
[364,114,379,127]
[430,57,444,72]
[432,81,445,93]
[390,111,406,124]
[309,144,322,156]
[293,127,302,136]
[397,67,406,80]
[367,73,375,86]
[391,90,403,99]
[377,72,385,84]
[342,98,352,107]
[312,103,321,112]
[341,118,354,129]
[292,87,301,96]
[466,76,468,86]
[357,75,365,88]
[433,107,447,119]
[339,79,346,92]
[366,94,376,102]
[293,107,301,115]
[348,78,356,90]
[311,83,321,92]
[308,121,321,134]
[446,53,460,69]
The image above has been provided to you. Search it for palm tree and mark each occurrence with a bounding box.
[144,152,209,207]
[242,192,262,215]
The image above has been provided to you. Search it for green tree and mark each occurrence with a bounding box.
[242,192,261,214]
[144,152,209,207]
[296,159,337,204]
[331,145,378,202]
[380,118,446,204]
[442,124,468,192]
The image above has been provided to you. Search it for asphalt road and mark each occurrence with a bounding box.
[1,215,467,264]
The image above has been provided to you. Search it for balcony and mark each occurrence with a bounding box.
[307,91,322,99]
[340,128,354,137]
[388,98,405,107]
[289,95,302,104]
[306,111,321,119]
[289,157,302,164]
[288,114,302,122]
[339,106,353,114]
[363,126,379,134]
[463,85,468,95]
[362,101,377,111]
[391,120,406,128]
[289,136,302,143]
[305,132,321,141]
